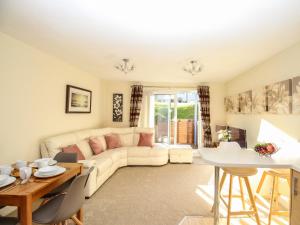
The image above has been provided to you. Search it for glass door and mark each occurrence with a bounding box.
[153,91,199,147]
[154,94,173,144]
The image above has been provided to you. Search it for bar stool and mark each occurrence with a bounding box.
[256,169,290,225]
[220,167,261,225]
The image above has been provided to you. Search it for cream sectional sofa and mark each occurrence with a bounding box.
[40,127,169,197]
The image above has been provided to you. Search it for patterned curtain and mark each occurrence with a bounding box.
[130,85,143,127]
[197,86,212,147]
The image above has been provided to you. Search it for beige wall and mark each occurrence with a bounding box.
[226,42,300,147]
[0,33,105,164]
[101,80,227,142]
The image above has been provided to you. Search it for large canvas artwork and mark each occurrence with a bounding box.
[224,95,239,113]
[252,87,267,113]
[112,93,123,122]
[239,90,252,113]
[292,76,300,114]
[266,79,292,114]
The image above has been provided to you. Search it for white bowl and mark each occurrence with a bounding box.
[38,166,59,175]
[0,174,9,185]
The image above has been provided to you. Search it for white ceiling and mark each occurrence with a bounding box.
[1,0,300,83]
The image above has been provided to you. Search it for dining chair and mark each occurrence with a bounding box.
[0,217,18,225]
[33,167,94,225]
[41,152,78,203]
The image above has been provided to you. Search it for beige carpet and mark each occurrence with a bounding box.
[83,162,215,225]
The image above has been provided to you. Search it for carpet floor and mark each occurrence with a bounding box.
[83,162,215,225]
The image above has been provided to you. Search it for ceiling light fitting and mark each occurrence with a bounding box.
[115,58,135,74]
[183,60,203,76]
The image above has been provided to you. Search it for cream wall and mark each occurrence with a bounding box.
[101,80,227,142]
[0,33,105,164]
[226,42,300,148]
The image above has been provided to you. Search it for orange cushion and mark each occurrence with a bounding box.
[104,133,122,149]
[62,144,85,160]
[138,133,153,147]
[89,138,104,155]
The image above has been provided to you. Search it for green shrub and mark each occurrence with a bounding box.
[155,103,196,122]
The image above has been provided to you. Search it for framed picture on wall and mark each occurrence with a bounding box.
[65,85,92,113]
[113,93,123,122]
[266,79,292,114]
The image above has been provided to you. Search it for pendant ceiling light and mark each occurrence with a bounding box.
[115,58,135,74]
[183,60,203,76]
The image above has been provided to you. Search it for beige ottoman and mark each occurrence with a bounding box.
[169,148,193,163]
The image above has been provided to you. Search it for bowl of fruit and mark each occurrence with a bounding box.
[254,143,278,157]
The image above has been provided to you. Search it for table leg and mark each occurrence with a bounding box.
[214,166,220,225]
[20,196,32,225]
[77,207,83,222]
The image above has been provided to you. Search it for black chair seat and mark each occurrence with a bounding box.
[0,217,18,225]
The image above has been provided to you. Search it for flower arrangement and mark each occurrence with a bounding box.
[254,143,278,157]
[217,129,232,142]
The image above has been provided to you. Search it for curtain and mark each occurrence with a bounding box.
[197,86,212,147]
[130,85,143,127]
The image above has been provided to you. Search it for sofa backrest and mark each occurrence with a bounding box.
[41,127,154,158]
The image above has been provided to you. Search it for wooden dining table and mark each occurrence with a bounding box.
[0,162,83,225]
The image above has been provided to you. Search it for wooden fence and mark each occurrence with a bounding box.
[155,119,195,144]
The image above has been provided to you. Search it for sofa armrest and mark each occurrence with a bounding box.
[78,159,96,169]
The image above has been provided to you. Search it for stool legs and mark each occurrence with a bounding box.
[256,171,267,195]
[224,175,260,225]
[238,177,246,210]
[256,170,290,225]
[244,177,261,225]
[227,175,233,225]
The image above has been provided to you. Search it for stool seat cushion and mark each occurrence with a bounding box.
[222,167,258,177]
[267,169,290,178]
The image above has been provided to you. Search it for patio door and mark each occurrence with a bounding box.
[154,91,199,147]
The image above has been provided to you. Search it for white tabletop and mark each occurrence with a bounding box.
[198,147,300,172]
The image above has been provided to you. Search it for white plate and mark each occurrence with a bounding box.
[0,176,16,188]
[0,174,9,185]
[34,167,66,178]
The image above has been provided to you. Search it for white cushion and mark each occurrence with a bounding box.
[127,146,168,158]
[90,128,112,137]
[119,133,134,146]
[92,154,113,175]
[111,127,134,134]
[77,140,93,159]
[44,133,78,157]
[78,159,96,168]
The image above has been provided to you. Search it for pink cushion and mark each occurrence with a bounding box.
[62,144,85,160]
[89,138,103,155]
[138,133,153,147]
[105,133,122,149]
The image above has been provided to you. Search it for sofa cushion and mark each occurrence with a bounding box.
[119,133,134,147]
[138,133,153,147]
[44,133,78,157]
[127,146,168,158]
[133,127,154,146]
[89,138,103,155]
[77,140,94,159]
[105,133,122,149]
[62,144,85,160]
